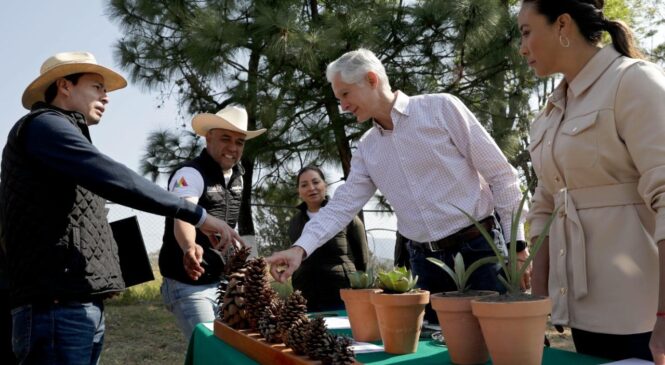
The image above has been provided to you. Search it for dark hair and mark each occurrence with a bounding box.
[44,73,85,104]
[296,166,326,186]
[523,0,643,59]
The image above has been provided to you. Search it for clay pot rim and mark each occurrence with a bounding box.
[370,290,430,306]
[372,289,429,296]
[339,288,383,292]
[431,290,499,299]
[471,293,548,303]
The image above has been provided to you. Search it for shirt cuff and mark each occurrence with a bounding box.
[501,221,525,242]
[294,233,320,258]
[194,208,207,228]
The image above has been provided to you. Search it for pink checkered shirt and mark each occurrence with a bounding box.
[296,91,526,257]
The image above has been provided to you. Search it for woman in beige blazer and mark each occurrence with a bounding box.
[518,0,665,362]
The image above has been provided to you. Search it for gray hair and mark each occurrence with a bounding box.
[325,48,390,88]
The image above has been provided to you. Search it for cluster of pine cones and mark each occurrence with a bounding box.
[217,247,355,365]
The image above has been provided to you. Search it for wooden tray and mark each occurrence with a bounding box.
[214,320,362,365]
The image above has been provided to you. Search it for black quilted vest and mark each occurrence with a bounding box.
[0,104,124,308]
[159,149,243,284]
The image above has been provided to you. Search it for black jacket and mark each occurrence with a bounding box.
[289,199,368,311]
[0,103,204,308]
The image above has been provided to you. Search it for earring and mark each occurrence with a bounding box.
[559,35,571,48]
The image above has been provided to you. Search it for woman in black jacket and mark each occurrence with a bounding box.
[289,166,369,312]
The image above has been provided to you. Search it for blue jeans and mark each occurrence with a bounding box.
[11,301,105,365]
[407,232,505,323]
[161,277,218,340]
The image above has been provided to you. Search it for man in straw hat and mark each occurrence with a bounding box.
[158,106,265,340]
[0,51,244,364]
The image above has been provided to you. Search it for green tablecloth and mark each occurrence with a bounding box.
[185,322,608,365]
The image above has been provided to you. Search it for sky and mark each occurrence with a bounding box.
[0,1,191,253]
[0,1,183,174]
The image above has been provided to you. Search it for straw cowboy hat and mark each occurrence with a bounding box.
[192,106,266,139]
[22,51,127,109]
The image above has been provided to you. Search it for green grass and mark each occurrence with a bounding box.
[103,272,188,365]
[103,302,186,365]
[106,275,162,306]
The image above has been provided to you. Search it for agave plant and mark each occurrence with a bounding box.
[348,269,375,289]
[376,267,418,293]
[427,253,498,293]
[455,191,558,296]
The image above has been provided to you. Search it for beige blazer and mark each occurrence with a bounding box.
[527,46,665,334]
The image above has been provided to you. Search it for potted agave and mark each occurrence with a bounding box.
[339,270,382,342]
[459,194,558,365]
[370,267,429,354]
[427,253,498,365]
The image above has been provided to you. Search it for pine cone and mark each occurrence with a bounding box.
[224,246,252,275]
[258,299,283,343]
[284,316,310,355]
[220,267,250,329]
[305,317,336,362]
[216,278,229,313]
[244,257,277,329]
[217,246,252,313]
[330,335,355,365]
[277,290,308,342]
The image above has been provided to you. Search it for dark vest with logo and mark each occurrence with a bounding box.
[0,104,124,308]
[159,149,243,285]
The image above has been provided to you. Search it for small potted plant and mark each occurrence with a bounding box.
[339,269,382,342]
[458,194,558,365]
[370,267,429,354]
[427,253,499,365]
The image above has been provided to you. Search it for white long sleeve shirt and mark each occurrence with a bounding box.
[296,91,525,257]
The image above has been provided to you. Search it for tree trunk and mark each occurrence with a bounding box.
[237,46,262,236]
[323,90,353,178]
[238,155,255,235]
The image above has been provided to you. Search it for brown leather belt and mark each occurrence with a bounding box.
[410,216,495,252]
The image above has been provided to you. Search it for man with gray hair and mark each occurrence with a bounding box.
[267,48,528,322]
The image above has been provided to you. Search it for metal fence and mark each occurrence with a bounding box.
[106,203,398,266]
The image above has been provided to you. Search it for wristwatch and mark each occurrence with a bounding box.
[509,240,527,252]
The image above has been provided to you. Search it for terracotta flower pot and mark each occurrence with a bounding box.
[431,291,498,365]
[471,296,551,365]
[340,288,382,342]
[370,290,430,354]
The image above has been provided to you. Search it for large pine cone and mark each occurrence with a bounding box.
[277,290,308,342]
[304,317,336,362]
[224,246,252,275]
[258,299,283,343]
[284,316,310,355]
[220,268,250,329]
[217,246,252,310]
[330,335,355,365]
[244,257,277,329]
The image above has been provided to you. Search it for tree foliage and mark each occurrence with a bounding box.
[106,0,543,248]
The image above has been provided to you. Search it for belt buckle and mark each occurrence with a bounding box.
[425,241,440,252]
